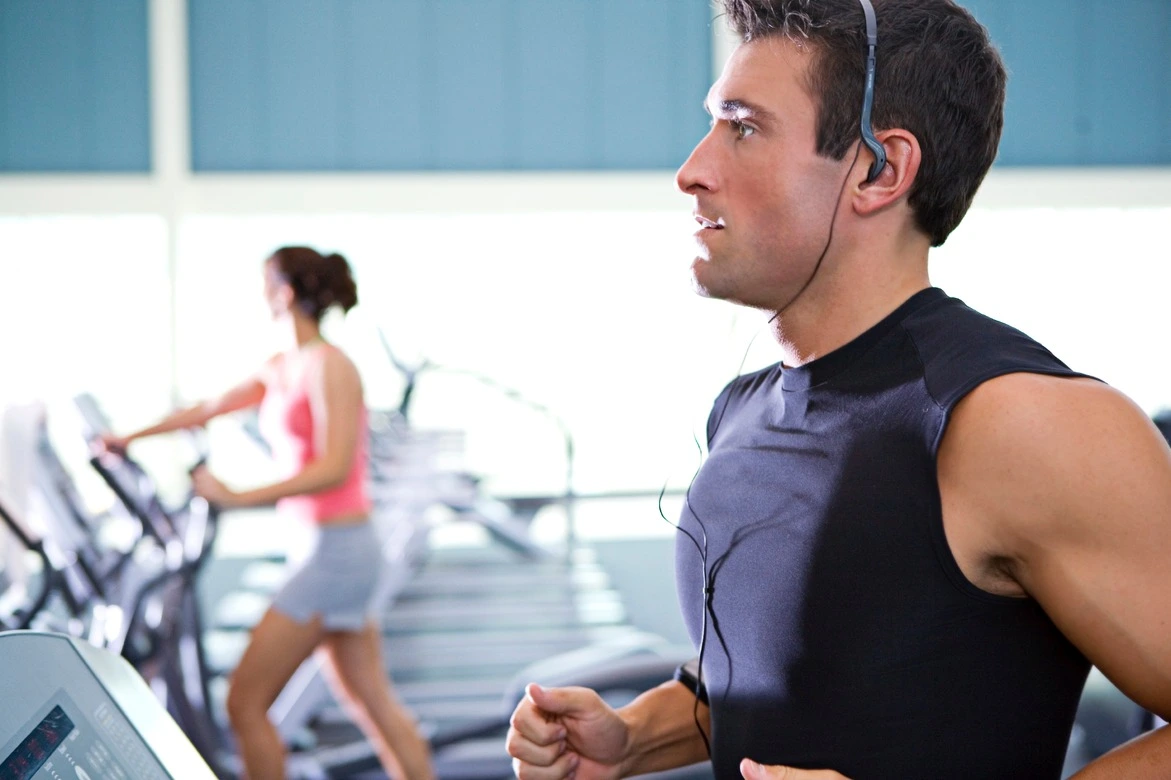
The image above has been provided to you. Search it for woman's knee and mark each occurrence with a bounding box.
[226,608,325,728]
[226,674,274,726]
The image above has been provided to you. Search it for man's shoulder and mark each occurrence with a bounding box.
[902,298,1079,410]
[946,373,1125,466]
[904,294,1039,353]
[954,372,1121,434]
[943,373,1156,540]
[942,368,1171,675]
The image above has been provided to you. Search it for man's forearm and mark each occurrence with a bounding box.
[617,680,711,776]
[1071,725,1171,778]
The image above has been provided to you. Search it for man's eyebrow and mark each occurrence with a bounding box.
[703,98,777,124]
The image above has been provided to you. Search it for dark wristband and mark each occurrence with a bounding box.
[673,657,709,705]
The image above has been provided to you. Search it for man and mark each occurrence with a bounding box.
[507,0,1171,778]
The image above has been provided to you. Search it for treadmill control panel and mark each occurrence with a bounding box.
[1,704,75,780]
[0,691,166,780]
[0,632,214,780]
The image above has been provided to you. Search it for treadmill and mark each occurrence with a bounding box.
[0,630,216,780]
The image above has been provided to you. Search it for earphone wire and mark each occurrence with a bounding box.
[776,140,865,318]
[661,0,879,742]
[657,316,769,756]
[658,137,866,756]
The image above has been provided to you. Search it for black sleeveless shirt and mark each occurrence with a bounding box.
[676,288,1092,779]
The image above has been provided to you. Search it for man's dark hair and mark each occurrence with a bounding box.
[719,0,1006,246]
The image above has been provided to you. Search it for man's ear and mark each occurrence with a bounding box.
[854,129,921,216]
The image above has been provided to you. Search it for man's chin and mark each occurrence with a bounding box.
[690,257,722,300]
[689,272,763,309]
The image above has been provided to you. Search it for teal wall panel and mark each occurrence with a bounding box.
[965,0,1171,166]
[7,1,1163,173]
[432,0,511,169]
[513,1,599,168]
[345,0,429,169]
[0,0,150,172]
[188,2,265,170]
[1081,0,1171,165]
[265,1,344,169]
[599,0,712,169]
[188,0,715,171]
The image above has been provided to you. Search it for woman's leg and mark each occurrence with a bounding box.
[226,608,325,780]
[320,623,435,780]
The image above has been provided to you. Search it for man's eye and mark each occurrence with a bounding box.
[731,121,755,140]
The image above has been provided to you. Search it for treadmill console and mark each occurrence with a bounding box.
[0,632,215,780]
[1,694,163,780]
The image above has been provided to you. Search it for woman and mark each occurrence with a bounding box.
[102,246,434,779]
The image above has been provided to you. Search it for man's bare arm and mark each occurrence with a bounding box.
[942,373,1171,775]
[506,680,709,778]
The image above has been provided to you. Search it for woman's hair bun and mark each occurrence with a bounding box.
[269,246,359,320]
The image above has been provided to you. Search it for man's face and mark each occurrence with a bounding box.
[676,38,853,310]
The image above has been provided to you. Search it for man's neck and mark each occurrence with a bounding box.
[772,267,931,368]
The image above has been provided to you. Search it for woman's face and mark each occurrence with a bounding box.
[262,259,293,320]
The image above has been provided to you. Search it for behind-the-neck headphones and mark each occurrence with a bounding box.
[858,0,886,183]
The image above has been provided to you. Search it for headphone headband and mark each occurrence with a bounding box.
[857,0,886,183]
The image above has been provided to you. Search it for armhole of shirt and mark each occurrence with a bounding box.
[907,327,1091,606]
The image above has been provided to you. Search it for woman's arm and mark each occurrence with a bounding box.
[107,369,269,448]
[217,348,362,508]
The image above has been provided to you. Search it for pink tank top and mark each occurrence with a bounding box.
[257,344,372,524]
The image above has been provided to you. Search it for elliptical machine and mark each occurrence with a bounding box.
[72,393,231,776]
[0,500,58,633]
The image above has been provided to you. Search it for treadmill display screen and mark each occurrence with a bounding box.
[0,705,74,780]
[0,696,150,780]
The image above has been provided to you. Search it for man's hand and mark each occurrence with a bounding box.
[507,683,629,779]
[741,759,850,779]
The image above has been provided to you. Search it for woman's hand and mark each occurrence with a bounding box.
[95,433,132,454]
[192,465,243,508]
[741,759,850,779]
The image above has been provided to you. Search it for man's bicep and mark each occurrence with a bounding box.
[1011,384,1171,719]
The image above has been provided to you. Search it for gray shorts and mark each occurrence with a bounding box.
[271,521,387,631]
